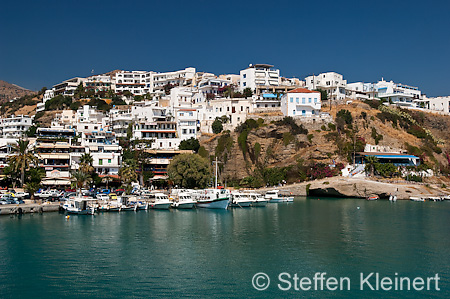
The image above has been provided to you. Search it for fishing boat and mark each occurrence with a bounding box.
[230,191,253,207]
[265,190,294,203]
[410,196,425,202]
[63,198,96,215]
[148,193,172,210]
[366,195,379,201]
[243,191,268,207]
[171,191,196,209]
[197,189,230,209]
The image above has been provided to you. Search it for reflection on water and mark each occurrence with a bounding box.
[0,199,449,298]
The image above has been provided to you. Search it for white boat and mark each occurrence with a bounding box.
[230,191,253,207]
[148,193,172,210]
[389,195,397,202]
[196,189,230,209]
[426,196,442,202]
[171,191,196,209]
[135,201,149,210]
[410,196,425,202]
[265,190,294,203]
[244,192,268,207]
[63,198,96,215]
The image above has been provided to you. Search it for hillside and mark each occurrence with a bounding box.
[200,100,450,188]
[0,80,35,103]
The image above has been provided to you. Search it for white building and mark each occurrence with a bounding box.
[174,108,198,141]
[346,82,377,100]
[376,79,422,107]
[420,96,450,114]
[75,105,107,133]
[305,72,347,102]
[0,115,33,138]
[81,130,121,175]
[151,67,196,95]
[240,64,280,93]
[197,74,231,98]
[37,88,55,113]
[281,88,321,117]
[85,75,113,94]
[114,71,151,96]
[53,77,86,96]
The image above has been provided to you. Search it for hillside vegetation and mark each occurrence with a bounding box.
[201,100,450,188]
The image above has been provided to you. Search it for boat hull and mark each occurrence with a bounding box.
[230,200,252,207]
[269,197,294,203]
[252,200,269,207]
[149,202,171,210]
[196,197,230,209]
[172,202,196,209]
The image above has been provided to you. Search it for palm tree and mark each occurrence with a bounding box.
[119,159,138,192]
[8,139,38,187]
[364,156,379,177]
[102,175,113,190]
[79,153,94,173]
[71,170,92,196]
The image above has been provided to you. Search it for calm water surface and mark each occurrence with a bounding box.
[1,198,449,298]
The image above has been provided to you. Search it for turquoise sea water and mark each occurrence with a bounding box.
[0,198,449,298]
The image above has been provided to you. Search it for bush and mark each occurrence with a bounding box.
[212,118,223,134]
[45,95,73,110]
[321,125,327,131]
[179,137,200,152]
[327,123,336,131]
[283,132,295,146]
[275,117,308,135]
[336,109,353,125]
[307,134,314,143]
[371,127,383,145]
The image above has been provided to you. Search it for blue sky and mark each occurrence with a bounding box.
[1,0,449,96]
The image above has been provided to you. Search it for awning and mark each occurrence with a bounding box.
[41,179,71,185]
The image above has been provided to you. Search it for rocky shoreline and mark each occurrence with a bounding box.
[258,177,449,200]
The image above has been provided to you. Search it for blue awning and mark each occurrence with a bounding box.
[366,154,419,159]
[262,93,277,98]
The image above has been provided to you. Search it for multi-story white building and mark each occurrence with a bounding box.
[81,130,122,175]
[53,77,86,96]
[114,70,151,96]
[133,120,180,149]
[419,96,450,114]
[281,88,321,117]
[376,79,422,107]
[108,107,133,138]
[175,108,198,141]
[85,75,113,94]
[346,82,377,100]
[75,105,107,133]
[37,88,55,113]
[151,67,196,95]
[0,115,33,138]
[305,72,347,102]
[240,64,280,93]
[197,74,231,98]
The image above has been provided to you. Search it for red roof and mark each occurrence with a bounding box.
[287,88,320,94]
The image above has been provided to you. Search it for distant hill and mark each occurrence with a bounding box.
[0,80,35,103]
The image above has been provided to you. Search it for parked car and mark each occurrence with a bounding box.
[96,194,110,201]
[14,192,30,199]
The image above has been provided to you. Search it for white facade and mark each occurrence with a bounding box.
[151,67,196,95]
[53,77,86,96]
[305,72,347,102]
[281,88,321,117]
[175,108,198,141]
[37,88,55,113]
[376,79,422,107]
[346,82,377,100]
[81,131,121,175]
[240,64,280,92]
[85,75,113,93]
[420,96,450,114]
[0,115,33,138]
[115,71,151,96]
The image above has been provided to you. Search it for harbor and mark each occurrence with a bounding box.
[1,198,448,298]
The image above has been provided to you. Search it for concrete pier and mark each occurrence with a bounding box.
[0,202,61,215]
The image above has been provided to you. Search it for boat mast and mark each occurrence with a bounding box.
[215,156,218,188]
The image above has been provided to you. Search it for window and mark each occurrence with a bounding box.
[296,98,299,103]
[243,74,246,79]
[99,159,103,165]
[243,82,246,87]
[290,98,293,103]
[308,98,312,103]
[314,98,317,103]
[293,110,296,115]
[312,110,315,115]
[183,129,187,134]
[108,159,111,163]
[85,126,88,129]
[302,98,305,104]
[302,110,306,115]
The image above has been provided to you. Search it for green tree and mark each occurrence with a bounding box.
[119,159,138,191]
[364,156,378,177]
[79,153,94,174]
[315,89,328,102]
[243,87,253,98]
[212,118,223,134]
[167,154,211,189]
[179,137,200,152]
[71,170,92,195]
[7,139,38,187]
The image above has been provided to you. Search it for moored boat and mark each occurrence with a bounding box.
[410,196,425,202]
[171,191,196,209]
[265,190,294,203]
[149,193,172,210]
[63,197,96,215]
[366,195,379,201]
[243,191,268,207]
[230,191,253,207]
[196,189,230,209]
